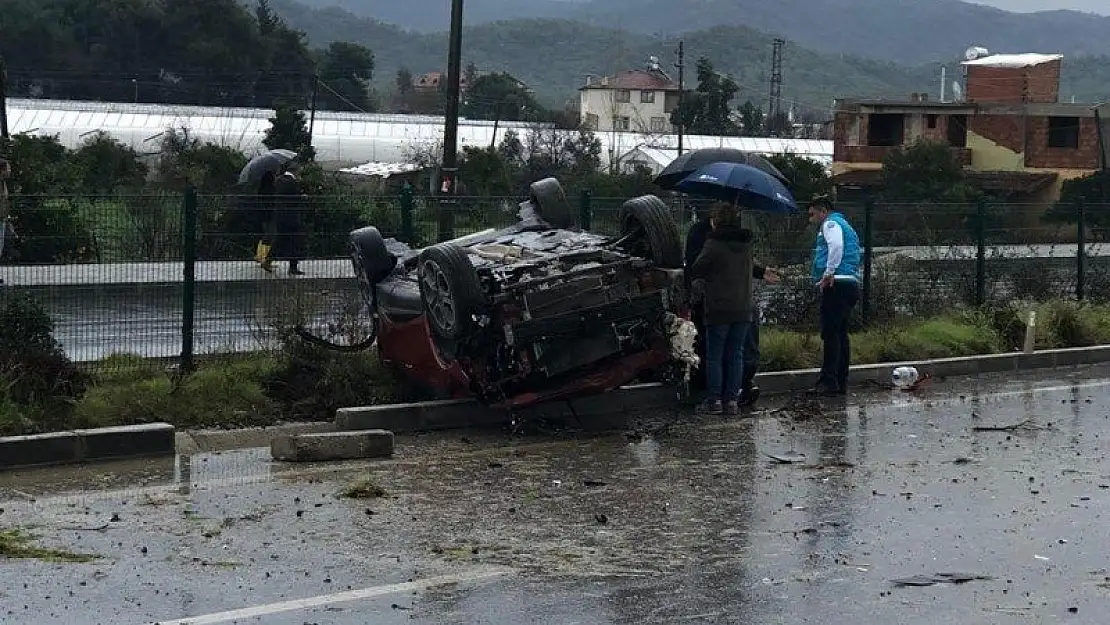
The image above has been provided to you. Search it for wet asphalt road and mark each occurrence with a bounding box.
[4,366,1110,624]
[34,285,360,362]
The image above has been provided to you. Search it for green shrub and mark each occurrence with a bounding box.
[70,132,148,195]
[759,329,821,371]
[263,335,401,421]
[0,294,86,434]
[76,358,279,430]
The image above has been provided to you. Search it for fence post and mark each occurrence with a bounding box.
[181,187,197,374]
[1077,195,1086,302]
[579,190,592,231]
[975,199,986,307]
[399,183,415,243]
[861,197,874,325]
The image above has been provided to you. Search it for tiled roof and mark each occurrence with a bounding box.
[581,69,679,92]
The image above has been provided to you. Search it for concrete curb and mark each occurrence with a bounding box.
[335,346,1110,434]
[0,423,175,470]
[5,345,1110,471]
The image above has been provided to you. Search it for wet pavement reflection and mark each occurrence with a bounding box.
[3,365,1110,624]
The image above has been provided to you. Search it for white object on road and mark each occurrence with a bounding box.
[1024,310,1037,354]
[892,366,920,390]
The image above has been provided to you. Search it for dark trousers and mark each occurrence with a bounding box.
[705,322,750,403]
[818,280,860,392]
[693,306,760,393]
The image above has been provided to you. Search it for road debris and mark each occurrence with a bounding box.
[892,572,994,587]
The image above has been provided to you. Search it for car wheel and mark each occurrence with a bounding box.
[529,177,574,228]
[350,227,397,309]
[619,195,683,269]
[418,243,486,341]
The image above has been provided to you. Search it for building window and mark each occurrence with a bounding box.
[585,113,599,130]
[616,89,631,103]
[613,116,631,131]
[640,90,656,104]
[947,115,968,148]
[866,114,904,147]
[1048,117,1080,149]
[650,117,667,132]
[927,114,938,129]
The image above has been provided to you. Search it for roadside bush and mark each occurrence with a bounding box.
[75,358,279,430]
[70,132,148,195]
[6,196,98,263]
[1035,301,1110,349]
[263,330,402,421]
[0,295,86,434]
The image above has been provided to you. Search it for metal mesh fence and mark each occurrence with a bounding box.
[2,191,1104,372]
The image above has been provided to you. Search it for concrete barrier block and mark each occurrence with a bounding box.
[0,431,82,469]
[186,422,333,453]
[271,430,394,462]
[77,423,176,461]
[1057,346,1110,367]
[336,399,505,433]
[969,353,1020,375]
[1016,351,1058,371]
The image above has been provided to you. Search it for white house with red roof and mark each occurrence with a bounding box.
[579,57,681,135]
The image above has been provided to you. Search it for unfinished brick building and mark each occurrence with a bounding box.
[830,52,1101,205]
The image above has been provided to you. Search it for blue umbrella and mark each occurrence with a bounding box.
[675,162,800,214]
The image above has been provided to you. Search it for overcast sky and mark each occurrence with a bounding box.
[972,0,1108,13]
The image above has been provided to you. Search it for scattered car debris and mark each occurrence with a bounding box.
[892,572,994,587]
[765,452,807,464]
[973,419,1047,433]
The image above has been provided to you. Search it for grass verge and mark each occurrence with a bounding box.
[0,529,98,563]
[4,300,1110,437]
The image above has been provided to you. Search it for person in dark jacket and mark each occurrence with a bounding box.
[685,204,780,405]
[259,165,307,275]
[687,205,755,415]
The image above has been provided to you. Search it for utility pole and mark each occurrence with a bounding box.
[674,40,684,156]
[438,0,465,242]
[308,73,319,144]
[0,56,9,141]
[769,38,784,137]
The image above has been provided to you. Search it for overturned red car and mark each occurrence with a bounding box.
[343,178,696,409]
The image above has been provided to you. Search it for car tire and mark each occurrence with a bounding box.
[619,195,683,269]
[529,177,574,228]
[349,226,396,309]
[417,243,486,341]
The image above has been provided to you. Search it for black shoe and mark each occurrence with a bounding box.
[288,263,305,276]
[739,386,760,407]
[810,382,840,397]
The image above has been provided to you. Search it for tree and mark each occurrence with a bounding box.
[881,139,978,203]
[669,58,739,136]
[318,42,376,112]
[394,67,415,111]
[461,73,542,122]
[263,103,316,162]
[255,0,278,35]
[737,101,765,136]
[766,153,832,204]
[70,133,148,195]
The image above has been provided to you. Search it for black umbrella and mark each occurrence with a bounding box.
[238,149,298,187]
[653,147,789,190]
